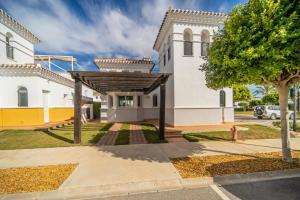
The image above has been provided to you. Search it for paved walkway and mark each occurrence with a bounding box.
[1,138,300,199]
[97,123,122,146]
[129,124,147,144]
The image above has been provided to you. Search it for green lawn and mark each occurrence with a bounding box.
[115,123,130,145]
[183,124,281,142]
[273,121,300,132]
[141,123,167,143]
[0,123,112,150]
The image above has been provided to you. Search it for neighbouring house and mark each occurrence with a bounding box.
[95,8,234,126]
[94,58,159,122]
[0,9,93,128]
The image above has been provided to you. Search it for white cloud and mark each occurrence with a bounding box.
[3,0,205,59]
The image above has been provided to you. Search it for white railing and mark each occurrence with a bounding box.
[34,55,77,72]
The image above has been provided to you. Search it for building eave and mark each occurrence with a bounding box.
[0,9,41,44]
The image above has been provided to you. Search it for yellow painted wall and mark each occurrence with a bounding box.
[0,108,44,128]
[49,108,74,122]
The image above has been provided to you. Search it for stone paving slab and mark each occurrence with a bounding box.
[130,124,147,144]
[97,123,122,146]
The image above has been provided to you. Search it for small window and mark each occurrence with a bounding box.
[201,30,210,57]
[6,33,14,59]
[118,96,133,107]
[163,54,166,66]
[167,35,171,60]
[137,96,141,107]
[109,95,113,107]
[220,90,226,107]
[183,28,193,56]
[18,86,28,107]
[153,94,158,107]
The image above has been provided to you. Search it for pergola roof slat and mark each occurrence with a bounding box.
[68,71,170,94]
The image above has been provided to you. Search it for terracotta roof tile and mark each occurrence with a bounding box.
[0,9,40,44]
[94,57,153,65]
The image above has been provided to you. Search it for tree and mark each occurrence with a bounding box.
[233,85,253,102]
[249,99,263,108]
[201,0,300,162]
[262,93,279,104]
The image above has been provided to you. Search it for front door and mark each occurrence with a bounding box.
[42,90,50,123]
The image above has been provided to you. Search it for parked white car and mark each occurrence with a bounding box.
[254,105,294,120]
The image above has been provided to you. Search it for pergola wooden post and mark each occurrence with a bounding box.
[159,81,166,140]
[74,77,82,144]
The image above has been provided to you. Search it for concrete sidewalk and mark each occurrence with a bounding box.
[0,138,300,199]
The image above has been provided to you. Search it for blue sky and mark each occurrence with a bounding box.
[0,0,248,72]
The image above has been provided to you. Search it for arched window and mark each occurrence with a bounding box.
[183,28,193,56]
[6,33,14,59]
[167,35,171,60]
[153,94,158,107]
[220,90,226,107]
[163,44,166,66]
[18,87,28,107]
[201,30,210,56]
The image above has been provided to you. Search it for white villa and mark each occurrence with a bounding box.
[0,9,93,128]
[95,8,234,126]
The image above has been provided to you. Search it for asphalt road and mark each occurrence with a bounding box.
[222,177,300,200]
[97,177,300,200]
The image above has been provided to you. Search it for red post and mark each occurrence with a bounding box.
[231,125,238,142]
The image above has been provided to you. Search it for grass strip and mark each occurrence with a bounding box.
[142,123,167,143]
[115,123,130,145]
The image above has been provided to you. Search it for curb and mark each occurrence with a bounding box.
[1,169,300,199]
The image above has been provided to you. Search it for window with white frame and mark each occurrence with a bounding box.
[183,28,193,56]
[201,30,210,57]
[18,86,28,107]
[153,94,158,107]
[137,96,141,107]
[118,96,133,107]
[167,35,171,60]
[6,33,14,59]
[220,90,226,107]
[163,44,166,66]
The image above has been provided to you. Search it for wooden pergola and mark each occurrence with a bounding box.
[69,71,170,144]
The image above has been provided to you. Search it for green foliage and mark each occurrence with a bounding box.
[249,99,263,108]
[201,0,300,89]
[233,85,253,102]
[262,93,279,104]
[93,102,101,119]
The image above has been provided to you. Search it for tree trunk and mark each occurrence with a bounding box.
[277,85,292,162]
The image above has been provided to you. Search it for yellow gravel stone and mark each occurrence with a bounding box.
[171,151,300,178]
[0,164,77,194]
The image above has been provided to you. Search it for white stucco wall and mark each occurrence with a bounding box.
[0,23,34,64]
[0,76,73,108]
[0,74,94,108]
[155,20,234,126]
